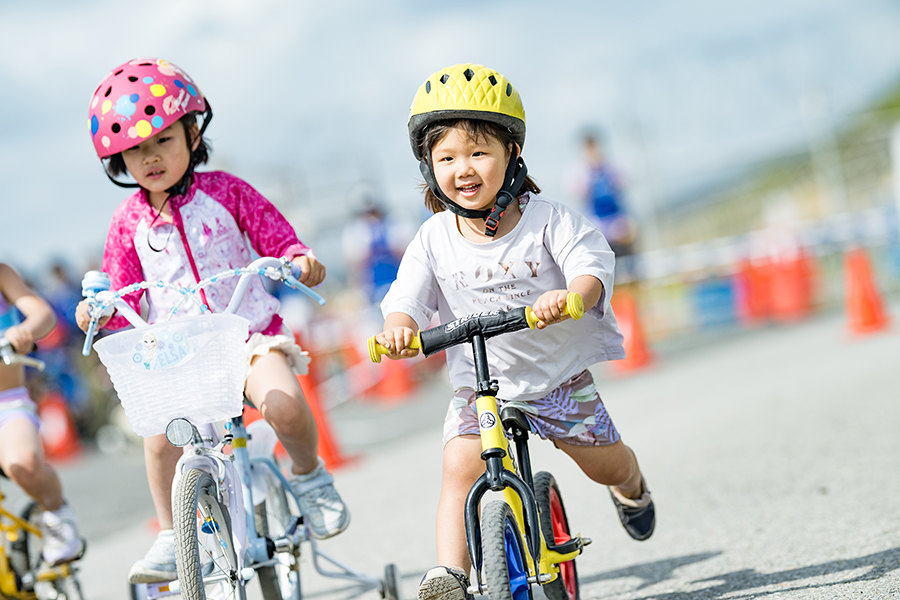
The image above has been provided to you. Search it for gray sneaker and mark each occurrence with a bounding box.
[128,529,176,584]
[290,458,350,540]
[418,566,474,600]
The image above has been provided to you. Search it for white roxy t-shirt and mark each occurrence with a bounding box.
[381,193,626,402]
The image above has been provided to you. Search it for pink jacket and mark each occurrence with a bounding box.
[101,171,312,334]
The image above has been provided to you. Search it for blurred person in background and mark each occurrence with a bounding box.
[342,197,408,304]
[573,131,638,262]
[0,263,85,565]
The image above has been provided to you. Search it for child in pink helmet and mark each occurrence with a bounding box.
[0,263,85,566]
[76,58,349,584]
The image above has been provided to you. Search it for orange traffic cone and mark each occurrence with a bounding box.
[769,250,816,323]
[296,374,355,471]
[612,291,653,373]
[845,247,889,335]
[38,391,81,462]
[735,259,771,326]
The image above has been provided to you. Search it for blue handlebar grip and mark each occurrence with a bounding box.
[82,319,97,357]
[284,274,326,306]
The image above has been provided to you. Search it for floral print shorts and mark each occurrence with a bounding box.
[442,370,620,447]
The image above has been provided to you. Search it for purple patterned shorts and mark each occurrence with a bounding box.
[442,370,620,447]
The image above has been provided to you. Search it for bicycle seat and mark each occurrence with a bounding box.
[500,405,531,436]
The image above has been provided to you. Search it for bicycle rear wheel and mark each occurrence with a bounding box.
[482,501,533,600]
[534,472,579,600]
[255,469,300,600]
[174,468,246,600]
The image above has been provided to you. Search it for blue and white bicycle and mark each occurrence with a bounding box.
[81,256,399,600]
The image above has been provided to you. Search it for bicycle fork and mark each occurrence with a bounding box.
[463,333,585,595]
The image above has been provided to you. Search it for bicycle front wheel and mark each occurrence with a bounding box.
[174,468,246,600]
[482,501,533,600]
[534,472,579,600]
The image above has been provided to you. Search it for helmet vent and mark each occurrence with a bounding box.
[139,62,153,66]
[104,86,112,97]
[489,75,497,86]
[464,68,474,81]
[128,76,139,82]
[440,74,450,84]
[506,83,512,97]
[114,69,124,76]
[144,105,156,115]
[111,123,121,134]
[425,81,431,93]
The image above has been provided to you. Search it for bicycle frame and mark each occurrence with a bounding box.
[461,333,584,595]
[144,412,381,599]
[368,295,587,597]
[84,257,386,599]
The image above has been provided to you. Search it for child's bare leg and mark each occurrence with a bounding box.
[143,433,182,528]
[245,349,348,540]
[554,439,643,499]
[244,349,318,475]
[436,435,483,572]
[555,438,654,541]
[0,418,63,510]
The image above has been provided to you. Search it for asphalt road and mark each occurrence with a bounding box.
[11,307,899,599]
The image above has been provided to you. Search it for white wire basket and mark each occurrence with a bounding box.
[94,313,250,437]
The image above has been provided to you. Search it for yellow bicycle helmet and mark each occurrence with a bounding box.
[408,63,526,160]
[408,63,528,236]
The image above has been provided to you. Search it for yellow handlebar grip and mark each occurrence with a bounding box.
[525,292,584,329]
[368,334,421,363]
[566,292,584,320]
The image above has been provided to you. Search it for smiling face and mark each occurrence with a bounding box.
[142,332,157,350]
[430,126,511,213]
[121,120,198,197]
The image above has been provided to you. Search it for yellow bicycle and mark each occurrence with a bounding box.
[0,338,84,600]
[368,294,589,600]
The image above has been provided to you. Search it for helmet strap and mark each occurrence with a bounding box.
[483,152,527,237]
[165,102,214,198]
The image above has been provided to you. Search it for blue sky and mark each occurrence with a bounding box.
[3,0,900,275]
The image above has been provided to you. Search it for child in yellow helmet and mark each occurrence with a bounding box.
[374,63,655,600]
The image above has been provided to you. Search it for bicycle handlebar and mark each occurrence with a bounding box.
[81,256,326,357]
[367,292,583,363]
[0,338,46,371]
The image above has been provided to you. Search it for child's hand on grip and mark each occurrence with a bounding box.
[75,299,111,332]
[531,289,573,329]
[376,327,420,359]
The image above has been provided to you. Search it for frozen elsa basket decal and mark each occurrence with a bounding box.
[133,329,191,370]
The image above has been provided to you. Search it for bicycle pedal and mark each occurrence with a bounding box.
[285,515,300,536]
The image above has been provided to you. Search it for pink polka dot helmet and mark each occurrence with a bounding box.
[88,58,208,159]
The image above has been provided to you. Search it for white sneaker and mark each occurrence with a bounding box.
[290,458,350,540]
[418,566,474,600]
[128,529,176,584]
[40,503,85,565]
